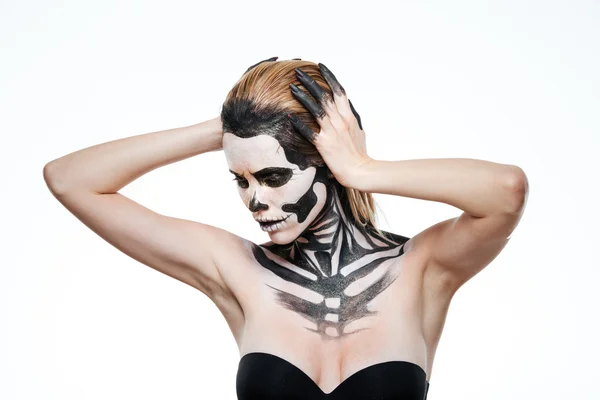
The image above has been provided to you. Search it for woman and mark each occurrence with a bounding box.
[44,57,529,399]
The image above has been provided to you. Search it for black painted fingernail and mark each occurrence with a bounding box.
[318,62,345,96]
[289,83,299,92]
[287,113,299,122]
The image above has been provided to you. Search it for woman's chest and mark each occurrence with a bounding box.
[229,245,432,382]
[238,240,424,324]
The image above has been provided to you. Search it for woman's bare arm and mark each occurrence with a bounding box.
[44,117,223,194]
[350,157,528,293]
[43,117,248,319]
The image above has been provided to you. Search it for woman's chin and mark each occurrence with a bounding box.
[266,224,301,245]
[267,229,292,244]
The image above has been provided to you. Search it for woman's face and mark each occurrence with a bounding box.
[222,132,328,244]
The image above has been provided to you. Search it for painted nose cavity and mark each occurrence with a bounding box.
[248,193,268,212]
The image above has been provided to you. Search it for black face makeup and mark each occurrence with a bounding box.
[252,166,410,340]
[223,130,409,341]
[280,165,327,224]
[221,76,400,341]
[223,131,329,239]
[230,167,294,189]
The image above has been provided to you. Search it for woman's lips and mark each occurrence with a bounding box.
[259,220,280,227]
[258,215,290,229]
[258,217,284,226]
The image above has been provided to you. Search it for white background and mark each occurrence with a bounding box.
[2,0,599,399]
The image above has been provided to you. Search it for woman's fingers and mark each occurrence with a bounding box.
[293,67,346,133]
[287,113,318,144]
[318,63,345,97]
[348,99,363,130]
[318,63,359,130]
[289,83,326,120]
[295,68,333,107]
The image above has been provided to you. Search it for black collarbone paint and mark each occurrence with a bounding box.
[252,166,409,340]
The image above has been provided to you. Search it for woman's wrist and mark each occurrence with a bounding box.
[192,116,223,152]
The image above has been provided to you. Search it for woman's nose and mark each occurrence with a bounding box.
[248,192,268,212]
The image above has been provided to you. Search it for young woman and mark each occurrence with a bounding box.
[44,57,528,399]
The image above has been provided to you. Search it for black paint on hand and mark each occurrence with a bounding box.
[318,63,346,97]
[290,82,326,120]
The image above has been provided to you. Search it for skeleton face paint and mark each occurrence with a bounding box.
[223,132,328,244]
[223,131,411,339]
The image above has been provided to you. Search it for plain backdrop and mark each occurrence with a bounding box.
[2,0,598,399]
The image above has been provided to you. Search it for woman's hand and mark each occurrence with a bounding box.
[287,63,371,188]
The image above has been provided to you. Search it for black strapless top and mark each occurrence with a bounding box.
[237,352,430,399]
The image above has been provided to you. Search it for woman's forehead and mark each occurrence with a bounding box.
[223,133,297,173]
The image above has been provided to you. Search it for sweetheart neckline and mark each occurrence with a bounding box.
[239,351,430,395]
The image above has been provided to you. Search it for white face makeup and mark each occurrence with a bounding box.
[223,132,328,244]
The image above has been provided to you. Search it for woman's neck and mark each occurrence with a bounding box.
[292,180,355,262]
[254,179,407,339]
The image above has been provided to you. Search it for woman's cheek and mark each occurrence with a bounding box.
[279,178,312,203]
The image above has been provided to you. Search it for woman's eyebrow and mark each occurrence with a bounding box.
[229,167,291,178]
[254,167,291,177]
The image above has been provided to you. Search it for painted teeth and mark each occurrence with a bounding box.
[261,218,283,223]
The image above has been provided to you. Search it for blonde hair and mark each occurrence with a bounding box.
[221,59,385,237]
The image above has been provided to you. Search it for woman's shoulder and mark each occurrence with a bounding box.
[376,228,410,243]
[364,224,411,245]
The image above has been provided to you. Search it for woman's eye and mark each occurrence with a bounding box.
[264,176,282,186]
[230,173,286,188]
[232,177,248,187]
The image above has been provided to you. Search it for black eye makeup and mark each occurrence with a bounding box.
[261,171,292,187]
[229,167,293,188]
[231,175,249,189]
